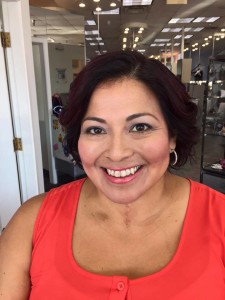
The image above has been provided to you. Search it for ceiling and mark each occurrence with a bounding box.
[29,0,225,61]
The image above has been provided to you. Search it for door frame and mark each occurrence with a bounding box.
[0,3,21,229]
[1,0,44,203]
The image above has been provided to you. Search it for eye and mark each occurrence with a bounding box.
[130,123,152,132]
[85,126,106,135]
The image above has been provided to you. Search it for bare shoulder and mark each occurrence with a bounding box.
[1,193,46,238]
[0,193,46,299]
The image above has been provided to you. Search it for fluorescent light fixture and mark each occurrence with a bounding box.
[174,43,180,46]
[174,35,182,39]
[85,20,96,25]
[90,42,104,46]
[162,28,182,32]
[206,17,220,23]
[193,17,220,23]
[138,49,146,52]
[162,28,170,32]
[169,18,179,24]
[185,35,193,39]
[166,0,187,3]
[85,30,99,35]
[85,37,93,40]
[93,8,119,14]
[123,0,153,6]
[193,17,205,23]
[194,27,204,32]
[169,18,194,23]
[154,39,170,42]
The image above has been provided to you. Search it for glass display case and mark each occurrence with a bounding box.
[200,57,225,194]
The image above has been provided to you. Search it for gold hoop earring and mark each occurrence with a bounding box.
[170,149,178,166]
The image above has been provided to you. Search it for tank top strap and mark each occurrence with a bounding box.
[32,178,86,248]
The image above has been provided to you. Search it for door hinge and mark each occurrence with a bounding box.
[13,138,23,151]
[1,32,11,48]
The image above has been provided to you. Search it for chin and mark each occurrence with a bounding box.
[103,189,143,205]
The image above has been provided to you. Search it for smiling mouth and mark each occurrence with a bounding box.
[104,166,142,178]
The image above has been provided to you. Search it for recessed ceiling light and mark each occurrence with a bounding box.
[95,6,102,12]
[79,1,85,8]
[110,2,117,7]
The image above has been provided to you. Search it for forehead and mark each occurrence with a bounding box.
[86,78,163,116]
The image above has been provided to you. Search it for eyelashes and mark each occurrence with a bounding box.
[84,126,106,135]
[83,123,154,136]
[130,123,153,132]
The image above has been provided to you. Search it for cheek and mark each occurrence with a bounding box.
[78,137,97,166]
[141,137,170,163]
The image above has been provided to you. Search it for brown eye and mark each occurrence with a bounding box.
[131,123,151,132]
[86,127,105,135]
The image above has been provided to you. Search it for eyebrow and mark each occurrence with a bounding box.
[82,113,159,124]
[126,113,159,122]
[82,117,106,123]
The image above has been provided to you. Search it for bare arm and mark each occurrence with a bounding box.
[0,194,45,299]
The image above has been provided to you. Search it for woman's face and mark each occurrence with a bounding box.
[78,78,176,204]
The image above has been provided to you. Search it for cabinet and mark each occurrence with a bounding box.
[200,57,225,194]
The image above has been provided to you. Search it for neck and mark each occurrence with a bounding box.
[83,172,178,231]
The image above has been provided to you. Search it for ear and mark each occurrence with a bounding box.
[169,136,176,150]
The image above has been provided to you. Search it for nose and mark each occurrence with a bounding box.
[104,134,133,162]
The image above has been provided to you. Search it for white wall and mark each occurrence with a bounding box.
[48,43,85,94]
[33,44,49,170]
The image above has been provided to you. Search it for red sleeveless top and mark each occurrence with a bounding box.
[30,178,225,299]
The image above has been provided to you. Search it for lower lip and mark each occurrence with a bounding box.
[103,168,142,184]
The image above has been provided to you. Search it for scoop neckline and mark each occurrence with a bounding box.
[68,178,193,284]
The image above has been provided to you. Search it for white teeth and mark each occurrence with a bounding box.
[106,166,140,178]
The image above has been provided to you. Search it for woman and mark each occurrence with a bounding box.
[0,50,224,299]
